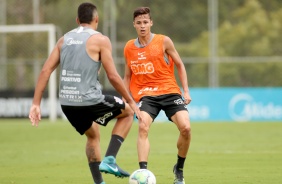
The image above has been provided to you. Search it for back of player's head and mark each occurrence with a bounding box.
[133,7,151,20]
[77,2,98,24]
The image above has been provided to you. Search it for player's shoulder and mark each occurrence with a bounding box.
[152,34,170,43]
[155,34,170,40]
[124,39,136,50]
[161,35,173,46]
[88,33,111,47]
[57,36,64,49]
[89,32,108,41]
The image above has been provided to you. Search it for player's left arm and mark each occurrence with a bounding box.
[164,36,191,104]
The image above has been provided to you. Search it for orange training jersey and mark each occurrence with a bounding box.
[124,34,181,102]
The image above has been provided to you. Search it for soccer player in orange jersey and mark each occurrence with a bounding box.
[123,7,192,184]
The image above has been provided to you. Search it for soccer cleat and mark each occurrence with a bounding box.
[173,164,185,184]
[95,182,105,184]
[99,156,130,178]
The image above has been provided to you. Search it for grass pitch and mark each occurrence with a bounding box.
[0,119,282,184]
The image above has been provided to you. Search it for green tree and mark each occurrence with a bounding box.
[187,0,282,87]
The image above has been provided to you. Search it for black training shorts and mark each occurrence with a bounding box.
[61,95,125,135]
[138,94,187,122]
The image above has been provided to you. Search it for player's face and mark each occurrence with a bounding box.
[133,14,152,37]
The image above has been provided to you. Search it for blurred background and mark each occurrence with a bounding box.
[0,0,282,122]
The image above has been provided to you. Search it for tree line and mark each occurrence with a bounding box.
[4,0,282,88]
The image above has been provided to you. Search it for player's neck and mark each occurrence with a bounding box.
[79,23,97,30]
[137,33,153,47]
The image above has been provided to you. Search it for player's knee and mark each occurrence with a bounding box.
[139,122,149,136]
[180,125,191,139]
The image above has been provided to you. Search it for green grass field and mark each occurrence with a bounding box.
[0,119,282,184]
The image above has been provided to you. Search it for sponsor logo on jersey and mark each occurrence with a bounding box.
[60,89,79,95]
[138,87,158,95]
[59,94,82,102]
[61,77,81,82]
[137,52,146,60]
[66,38,83,45]
[131,62,154,74]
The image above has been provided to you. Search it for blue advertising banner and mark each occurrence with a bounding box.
[154,88,282,122]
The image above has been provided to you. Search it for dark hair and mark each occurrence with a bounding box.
[133,7,151,20]
[77,2,97,24]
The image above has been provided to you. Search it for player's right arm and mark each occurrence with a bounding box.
[29,37,63,126]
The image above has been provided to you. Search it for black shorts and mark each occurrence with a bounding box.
[61,95,125,135]
[138,94,188,122]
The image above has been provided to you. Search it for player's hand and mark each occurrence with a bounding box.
[183,93,192,105]
[127,100,144,123]
[29,105,41,127]
[134,107,144,123]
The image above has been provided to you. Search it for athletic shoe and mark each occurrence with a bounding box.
[99,156,130,178]
[173,164,185,184]
[95,182,105,184]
